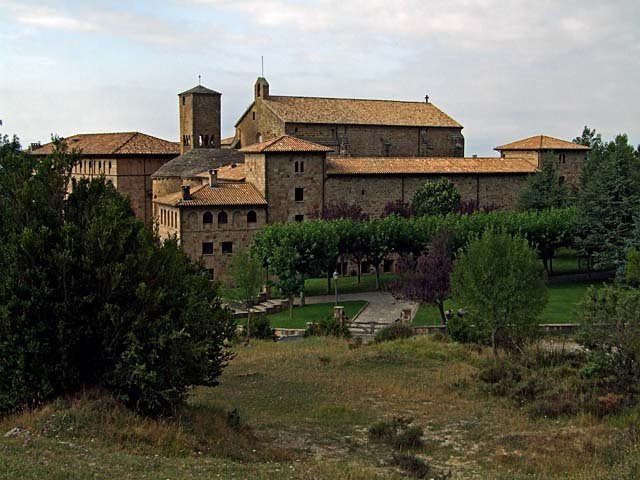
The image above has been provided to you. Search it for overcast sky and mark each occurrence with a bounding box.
[1,0,638,156]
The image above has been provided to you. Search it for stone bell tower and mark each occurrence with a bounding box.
[178,84,221,154]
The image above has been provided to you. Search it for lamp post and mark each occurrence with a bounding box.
[333,270,339,305]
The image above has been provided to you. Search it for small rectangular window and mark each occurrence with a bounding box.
[202,242,214,255]
[252,112,256,120]
[294,215,304,222]
[207,268,214,279]
[295,188,304,202]
[221,241,233,254]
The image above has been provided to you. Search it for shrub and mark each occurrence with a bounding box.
[368,416,423,450]
[374,323,414,343]
[247,314,276,341]
[390,452,432,479]
[412,179,461,217]
[304,316,351,338]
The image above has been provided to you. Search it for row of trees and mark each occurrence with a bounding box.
[250,207,576,309]
[0,138,235,415]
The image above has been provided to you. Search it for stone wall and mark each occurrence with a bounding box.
[236,101,285,148]
[501,149,586,190]
[71,155,173,222]
[285,124,464,157]
[179,92,221,153]
[325,173,529,218]
[263,152,325,223]
[178,205,267,280]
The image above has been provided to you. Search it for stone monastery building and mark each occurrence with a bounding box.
[33,77,589,280]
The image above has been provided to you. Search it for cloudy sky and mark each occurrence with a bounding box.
[1,0,638,156]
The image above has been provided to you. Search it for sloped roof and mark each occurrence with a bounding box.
[151,148,244,178]
[194,163,246,182]
[31,132,179,156]
[179,85,221,96]
[326,157,538,175]
[495,135,590,151]
[239,135,333,153]
[155,182,267,207]
[220,135,235,146]
[260,95,462,128]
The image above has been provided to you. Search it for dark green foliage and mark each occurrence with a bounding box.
[411,178,461,217]
[246,314,276,341]
[389,453,434,479]
[451,230,548,356]
[374,323,414,343]
[0,138,235,416]
[368,416,423,450]
[626,250,640,284]
[518,153,568,211]
[575,133,640,270]
[579,285,640,398]
[304,316,351,338]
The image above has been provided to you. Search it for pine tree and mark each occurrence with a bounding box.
[518,153,568,211]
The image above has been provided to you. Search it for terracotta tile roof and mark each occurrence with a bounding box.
[326,157,538,175]
[495,135,590,151]
[217,163,246,181]
[155,182,267,207]
[31,132,180,156]
[261,96,462,128]
[239,135,334,153]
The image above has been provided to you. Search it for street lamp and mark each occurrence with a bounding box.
[333,270,339,305]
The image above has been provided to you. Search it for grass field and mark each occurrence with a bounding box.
[413,280,598,326]
[3,336,640,479]
[266,300,367,329]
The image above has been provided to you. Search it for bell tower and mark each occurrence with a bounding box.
[254,77,269,101]
[178,84,221,154]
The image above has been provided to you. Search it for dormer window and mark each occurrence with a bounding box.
[257,84,261,97]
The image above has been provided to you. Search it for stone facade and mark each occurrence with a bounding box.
[70,154,176,222]
[179,86,222,154]
[245,152,325,223]
[501,149,586,189]
[156,202,266,279]
[324,173,529,218]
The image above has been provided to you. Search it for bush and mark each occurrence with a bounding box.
[374,323,414,343]
[368,416,423,450]
[304,316,351,338]
[247,314,276,341]
[389,453,432,479]
[412,179,461,217]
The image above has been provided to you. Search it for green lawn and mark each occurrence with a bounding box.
[413,280,598,326]
[303,272,397,296]
[266,300,367,329]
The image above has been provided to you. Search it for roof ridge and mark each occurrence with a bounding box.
[113,132,139,154]
[267,95,441,105]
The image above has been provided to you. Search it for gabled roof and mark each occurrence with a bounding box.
[495,135,590,151]
[239,135,333,153]
[151,148,244,178]
[30,132,180,156]
[155,182,267,207]
[179,85,221,96]
[326,157,538,175]
[260,95,462,128]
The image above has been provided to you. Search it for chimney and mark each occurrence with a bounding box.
[472,154,478,158]
[425,94,429,103]
[208,169,218,187]
[29,141,41,150]
[181,185,191,200]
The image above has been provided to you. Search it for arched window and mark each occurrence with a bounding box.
[300,160,304,172]
[204,135,209,146]
[108,161,112,173]
[294,161,299,173]
[203,211,213,224]
[218,211,228,225]
[247,210,257,224]
[98,161,102,171]
[198,135,203,147]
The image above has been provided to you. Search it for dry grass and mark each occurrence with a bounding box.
[2,336,640,479]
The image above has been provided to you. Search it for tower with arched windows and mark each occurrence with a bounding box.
[179,84,222,154]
